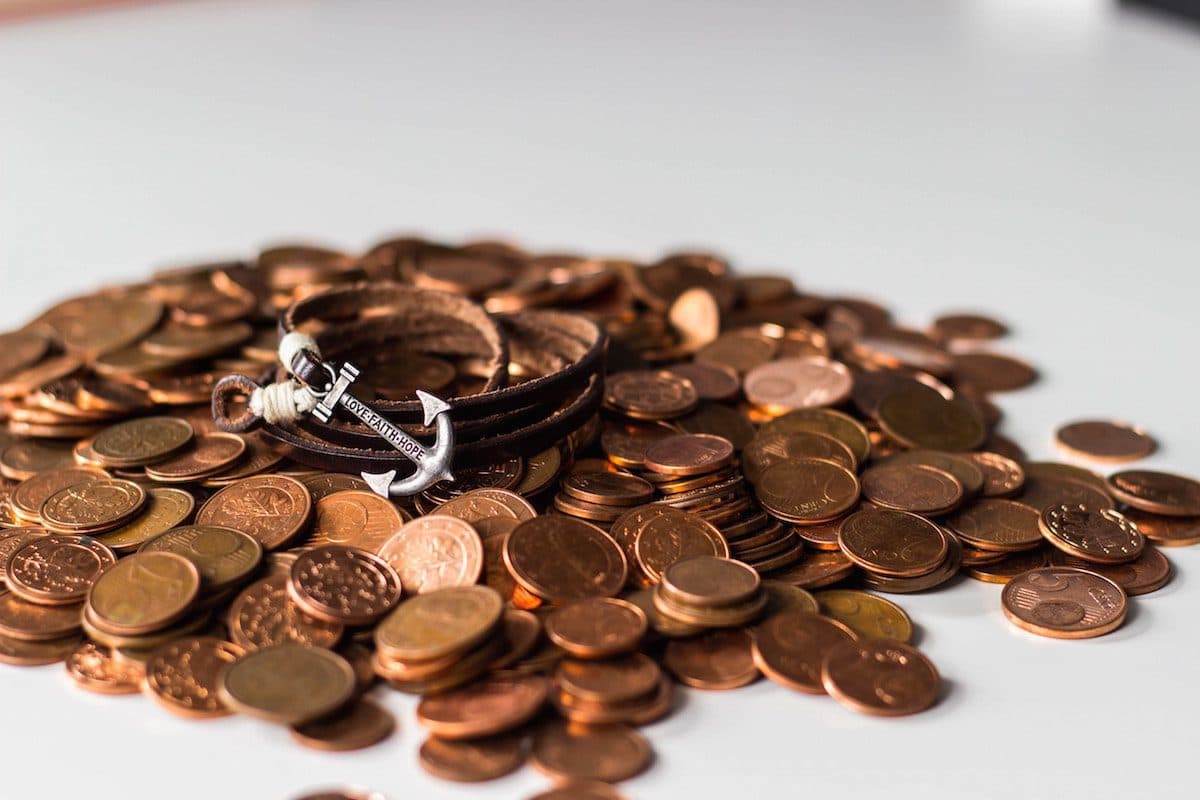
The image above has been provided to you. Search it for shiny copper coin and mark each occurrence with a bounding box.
[659,555,760,607]
[604,369,698,420]
[377,515,483,594]
[290,699,396,751]
[755,458,860,524]
[0,590,82,641]
[951,351,1037,392]
[561,472,654,507]
[516,447,564,497]
[963,547,1051,584]
[743,432,856,487]
[944,498,1043,553]
[1055,420,1155,463]
[551,672,671,726]
[1107,469,1200,517]
[144,636,245,718]
[860,463,963,515]
[761,549,856,589]
[9,466,108,523]
[816,589,914,642]
[1049,544,1171,596]
[65,641,143,695]
[743,356,854,412]
[877,389,986,452]
[5,534,116,605]
[418,733,527,783]
[962,451,1025,497]
[545,597,647,659]
[1,438,77,480]
[307,489,406,553]
[666,361,741,401]
[860,531,962,594]
[0,631,83,665]
[490,608,543,669]
[1020,473,1115,513]
[288,545,402,626]
[97,486,196,553]
[504,516,627,602]
[662,627,759,689]
[553,492,626,522]
[791,516,846,551]
[1001,567,1127,639]
[555,652,661,705]
[227,574,344,650]
[960,543,1007,566]
[1123,510,1200,547]
[89,416,194,467]
[219,643,357,724]
[1039,504,1144,564]
[633,508,727,584]
[695,329,778,374]
[40,478,146,533]
[599,423,677,470]
[86,551,200,635]
[838,508,948,577]
[821,638,939,716]
[752,610,857,693]
[530,721,652,784]
[196,474,313,550]
[142,432,246,482]
[642,433,734,477]
[0,527,50,579]
[139,524,262,591]
[622,587,704,638]
[373,584,503,662]
[417,672,548,739]
[883,450,984,499]
[434,487,536,524]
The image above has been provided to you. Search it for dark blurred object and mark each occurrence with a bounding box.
[1121,0,1200,26]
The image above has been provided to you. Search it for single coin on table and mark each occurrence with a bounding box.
[815,589,914,642]
[1001,567,1127,639]
[219,643,357,725]
[545,597,647,659]
[1054,420,1155,463]
[377,515,483,594]
[1038,504,1144,564]
[821,638,939,716]
[932,312,1007,342]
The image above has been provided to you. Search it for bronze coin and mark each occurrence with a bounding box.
[9,466,108,523]
[944,498,1043,553]
[1122,510,1200,547]
[743,356,854,412]
[0,630,82,665]
[759,408,871,465]
[622,587,704,639]
[219,642,357,724]
[666,361,741,401]
[1019,473,1115,513]
[97,487,197,553]
[373,584,503,662]
[962,451,1025,497]
[1001,567,1127,639]
[600,423,678,470]
[1,438,77,481]
[791,516,844,551]
[642,433,735,477]
[0,527,51,578]
[417,672,548,739]
[752,610,857,693]
[139,524,263,591]
[65,641,143,695]
[696,329,778,374]
[288,545,402,626]
[144,636,246,718]
[0,329,51,381]
[40,478,147,534]
[197,474,312,550]
[963,547,1051,584]
[821,638,939,716]
[850,369,951,420]
[5,534,116,605]
[604,369,698,420]
[883,450,984,498]
[838,508,948,578]
[633,509,728,584]
[877,389,986,452]
[659,555,760,608]
[1039,504,1145,564]
[1107,469,1200,517]
[860,463,963,515]
[1055,420,1155,463]
[815,589,914,642]
[141,320,252,359]
[528,781,627,800]
[545,597,647,659]
[951,351,1036,392]
[742,431,856,485]
[201,432,284,485]
[1025,461,1111,494]
[555,652,662,704]
[0,590,82,641]
[756,458,860,524]
[530,721,652,784]
[662,628,759,689]
[551,672,671,727]
[377,515,483,594]
[562,472,654,507]
[859,530,962,594]
[434,487,536,524]
[504,516,627,602]
[760,549,856,589]
[932,313,1007,342]
[86,551,201,636]
[89,416,195,468]
[418,733,527,783]
[143,432,247,482]
[850,332,952,376]
[516,446,565,497]
[290,699,396,751]
[227,574,344,650]
[307,489,407,553]
[300,472,372,501]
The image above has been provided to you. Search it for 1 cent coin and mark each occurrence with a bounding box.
[144,636,246,718]
[642,433,735,477]
[5,534,116,605]
[545,597,647,659]
[196,474,313,550]
[821,639,939,716]
[530,721,652,783]
[290,699,396,751]
[944,498,1043,553]
[86,551,200,635]
[374,585,503,662]
[417,672,548,739]
[90,416,194,467]
[1039,504,1144,564]
[219,643,357,724]
[40,478,147,534]
[288,546,402,627]
[1055,420,1155,463]
[139,524,262,591]
[837,507,948,577]
[1001,567,1127,639]
[604,370,698,421]
[815,589,914,642]
[307,489,407,553]
[377,515,483,594]
[743,356,854,411]
[860,463,963,515]
[752,610,857,693]
[755,458,860,524]
[418,733,527,783]
[1107,470,1200,517]
[662,628,759,690]
[226,575,344,650]
[504,516,627,602]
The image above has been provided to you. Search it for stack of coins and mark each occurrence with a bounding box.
[2,236,1199,800]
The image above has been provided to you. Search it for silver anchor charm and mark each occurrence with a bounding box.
[311,362,455,498]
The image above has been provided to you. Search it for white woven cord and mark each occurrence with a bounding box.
[247,332,322,424]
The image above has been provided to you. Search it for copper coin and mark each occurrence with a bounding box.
[528,782,627,800]
[1001,567,1127,639]
[1123,510,1200,547]
[490,608,544,669]
[9,466,108,523]
[851,332,952,376]
[622,587,704,639]
[877,390,986,452]
[604,370,698,420]
[0,631,82,665]
[659,556,760,608]
[418,733,527,783]
[963,547,1051,584]
[504,516,627,602]
[755,458,860,524]
[0,590,82,641]
[201,432,284,485]
[932,313,1007,342]
[545,597,647,659]
[642,433,735,477]
[1025,461,1111,494]
[300,472,372,501]
[5,534,116,605]
[633,509,728,584]
[530,721,652,784]
[516,447,565,497]
[821,638,939,716]
[962,451,1025,497]
[696,329,778,374]
[290,699,396,751]
[944,498,1043,553]
[666,361,741,401]
[307,489,406,553]
[89,416,195,467]
[143,432,247,482]
[0,438,76,481]
[141,320,252,359]
[1107,469,1200,517]
[742,431,856,485]
[434,488,536,524]
[1020,473,1115,513]
[662,628,759,689]
[792,516,844,551]
[1055,420,1156,463]
[377,515,483,594]
[139,524,262,591]
[759,408,871,465]
[373,584,503,662]
[555,653,662,704]
[815,589,914,642]
[288,545,402,626]
[219,643,357,724]
[960,544,1007,566]
[97,487,196,553]
[0,528,51,579]
[551,672,671,727]
[761,580,820,616]
[860,463,963,515]
[40,478,147,534]
[838,508,948,577]
[850,369,951,420]
[760,550,856,589]
[65,641,143,695]
[951,351,1037,392]
[196,474,313,550]
[561,472,654,507]
[227,574,344,650]
[883,450,984,499]
[86,551,201,635]
[0,329,51,381]
[743,356,854,412]
[752,610,857,693]
[860,530,962,594]
[1039,504,1144,564]
[600,423,677,470]
[1049,544,1171,596]
[417,672,548,739]
[144,636,246,718]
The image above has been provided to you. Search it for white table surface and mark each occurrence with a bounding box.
[2,2,1199,798]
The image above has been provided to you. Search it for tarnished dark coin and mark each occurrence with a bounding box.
[877,390,986,452]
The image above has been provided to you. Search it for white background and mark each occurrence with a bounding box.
[2,2,1199,798]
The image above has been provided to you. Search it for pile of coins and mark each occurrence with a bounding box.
[1,238,1199,800]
